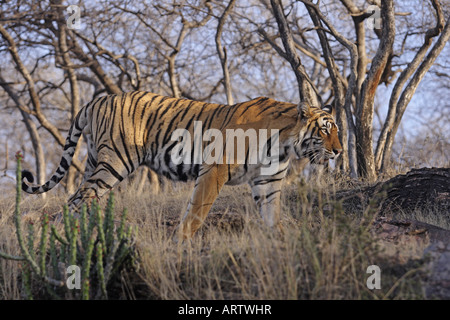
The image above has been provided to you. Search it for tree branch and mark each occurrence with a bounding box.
[376,0,445,171]
[270,0,320,106]
[215,0,237,105]
[381,15,450,173]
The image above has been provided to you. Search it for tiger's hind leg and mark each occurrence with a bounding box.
[80,134,97,185]
[67,157,131,211]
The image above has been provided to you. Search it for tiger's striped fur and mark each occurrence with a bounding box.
[22,91,342,239]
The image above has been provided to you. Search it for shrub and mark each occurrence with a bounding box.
[0,152,137,299]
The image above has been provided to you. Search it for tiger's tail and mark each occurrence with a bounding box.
[22,108,88,194]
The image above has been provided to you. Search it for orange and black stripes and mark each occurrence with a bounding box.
[21,91,342,239]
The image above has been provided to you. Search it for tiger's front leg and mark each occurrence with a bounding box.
[248,157,289,231]
[177,164,232,240]
[249,179,283,229]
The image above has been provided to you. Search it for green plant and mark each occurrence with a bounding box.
[0,152,137,299]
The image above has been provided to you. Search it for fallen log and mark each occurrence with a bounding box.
[336,167,450,217]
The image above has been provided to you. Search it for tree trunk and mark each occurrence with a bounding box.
[376,0,446,173]
[355,0,395,181]
[20,111,46,191]
[270,0,320,107]
[0,77,46,195]
[215,0,237,105]
[55,3,81,194]
[380,16,450,173]
[301,0,359,178]
[0,24,85,173]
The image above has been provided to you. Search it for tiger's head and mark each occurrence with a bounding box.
[294,102,342,164]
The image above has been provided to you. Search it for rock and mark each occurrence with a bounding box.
[371,217,450,297]
[371,217,433,264]
[372,217,450,245]
[423,241,450,299]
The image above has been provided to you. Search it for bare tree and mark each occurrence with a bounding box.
[300,0,359,178]
[115,1,213,99]
[269,0,321,107]
[215,0,237,105]
[378,0,448,174]
[263,0,449,181]
[52,0,82,193]
[1,0,448,194]
[0,74,46,191]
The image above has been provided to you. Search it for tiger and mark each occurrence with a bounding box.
[21,91,342,240]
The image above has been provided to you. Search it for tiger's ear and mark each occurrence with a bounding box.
[298,102,313,118]
[322,104,333,115]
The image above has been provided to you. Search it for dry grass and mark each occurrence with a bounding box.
[0,173,429,300]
